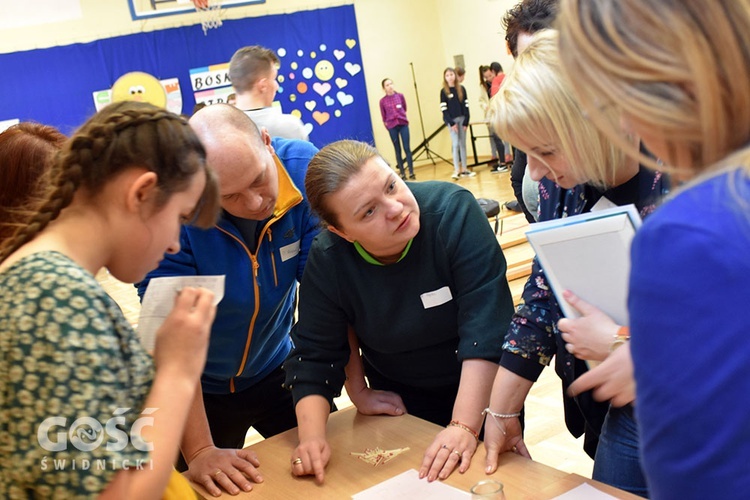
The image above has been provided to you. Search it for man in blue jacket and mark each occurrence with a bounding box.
[137,104,319,496]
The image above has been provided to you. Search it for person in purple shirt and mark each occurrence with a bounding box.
[379,78,415,180]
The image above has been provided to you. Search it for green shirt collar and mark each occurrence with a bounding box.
[353,239,413,266]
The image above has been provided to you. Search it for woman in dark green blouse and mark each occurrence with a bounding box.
[283,140,514,485]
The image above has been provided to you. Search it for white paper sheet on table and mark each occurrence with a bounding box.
[137,275,225,352]
[352,469,470,499]
[551,483,620,500]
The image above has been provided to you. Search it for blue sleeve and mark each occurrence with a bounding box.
[136,227,198,300]
[271,138,321,283]
[630,216,750,498]
[281,140,321,283]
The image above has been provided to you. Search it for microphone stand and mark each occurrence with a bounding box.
[408,62,450,165]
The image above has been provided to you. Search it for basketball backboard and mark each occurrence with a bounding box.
[128,0,264,20]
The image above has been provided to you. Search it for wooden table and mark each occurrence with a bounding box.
[190,408,640,499]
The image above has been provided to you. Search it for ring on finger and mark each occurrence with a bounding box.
[213,469,223,477]
[292,457,303,465]
[451,449,461,457]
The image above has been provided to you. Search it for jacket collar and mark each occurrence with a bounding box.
[271,154,303,218]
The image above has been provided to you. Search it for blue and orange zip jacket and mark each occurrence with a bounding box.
[137,138,320,394]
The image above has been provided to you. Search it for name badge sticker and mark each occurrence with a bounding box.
[420,286,453,309]
[279,240,300,262]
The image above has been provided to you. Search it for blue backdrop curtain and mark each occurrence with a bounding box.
[0,5,372,147]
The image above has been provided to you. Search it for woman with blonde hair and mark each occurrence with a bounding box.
[0,101,220,498]
[557,1,750,497]
[484,30,668,496]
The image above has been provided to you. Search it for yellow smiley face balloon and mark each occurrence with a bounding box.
[111,72,167,108]
[314,60,334,82]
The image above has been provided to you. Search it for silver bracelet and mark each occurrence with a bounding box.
[481,408,520,436]
[482,408,521,419]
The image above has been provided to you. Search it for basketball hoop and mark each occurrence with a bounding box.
[193,0,223,35]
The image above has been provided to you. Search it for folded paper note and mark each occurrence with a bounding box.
[137,275,225,351]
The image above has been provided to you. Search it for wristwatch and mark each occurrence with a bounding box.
[610,326,630,352]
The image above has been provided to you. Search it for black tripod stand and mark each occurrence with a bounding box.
[408,62,450,165]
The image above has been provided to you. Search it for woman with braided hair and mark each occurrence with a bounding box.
[0,101,221,498]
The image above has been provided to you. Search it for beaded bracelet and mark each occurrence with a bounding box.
[448,420,479,441]
[481,408,521,436]
[481,408,521,419]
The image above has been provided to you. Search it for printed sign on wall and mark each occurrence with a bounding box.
[190,63,231,92]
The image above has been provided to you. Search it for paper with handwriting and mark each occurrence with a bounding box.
[137,275,225,351]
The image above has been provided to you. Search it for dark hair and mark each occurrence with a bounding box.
[490,61,503,74]
[381,78,392,89]
[503,0,559,58]
[192,102,207,116]
[229,45,280,93]
[455,66,466,77]
[305,140,381,228]
[0,101,220,261]
[0,123,66,242]
[479,65,491,85]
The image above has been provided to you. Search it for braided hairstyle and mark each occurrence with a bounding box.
[0,101,220,262]
[0,123,66,242]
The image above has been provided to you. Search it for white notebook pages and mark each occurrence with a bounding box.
[524,204,642,326]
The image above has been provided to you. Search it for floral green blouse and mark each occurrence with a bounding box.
[0,252,154,499]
